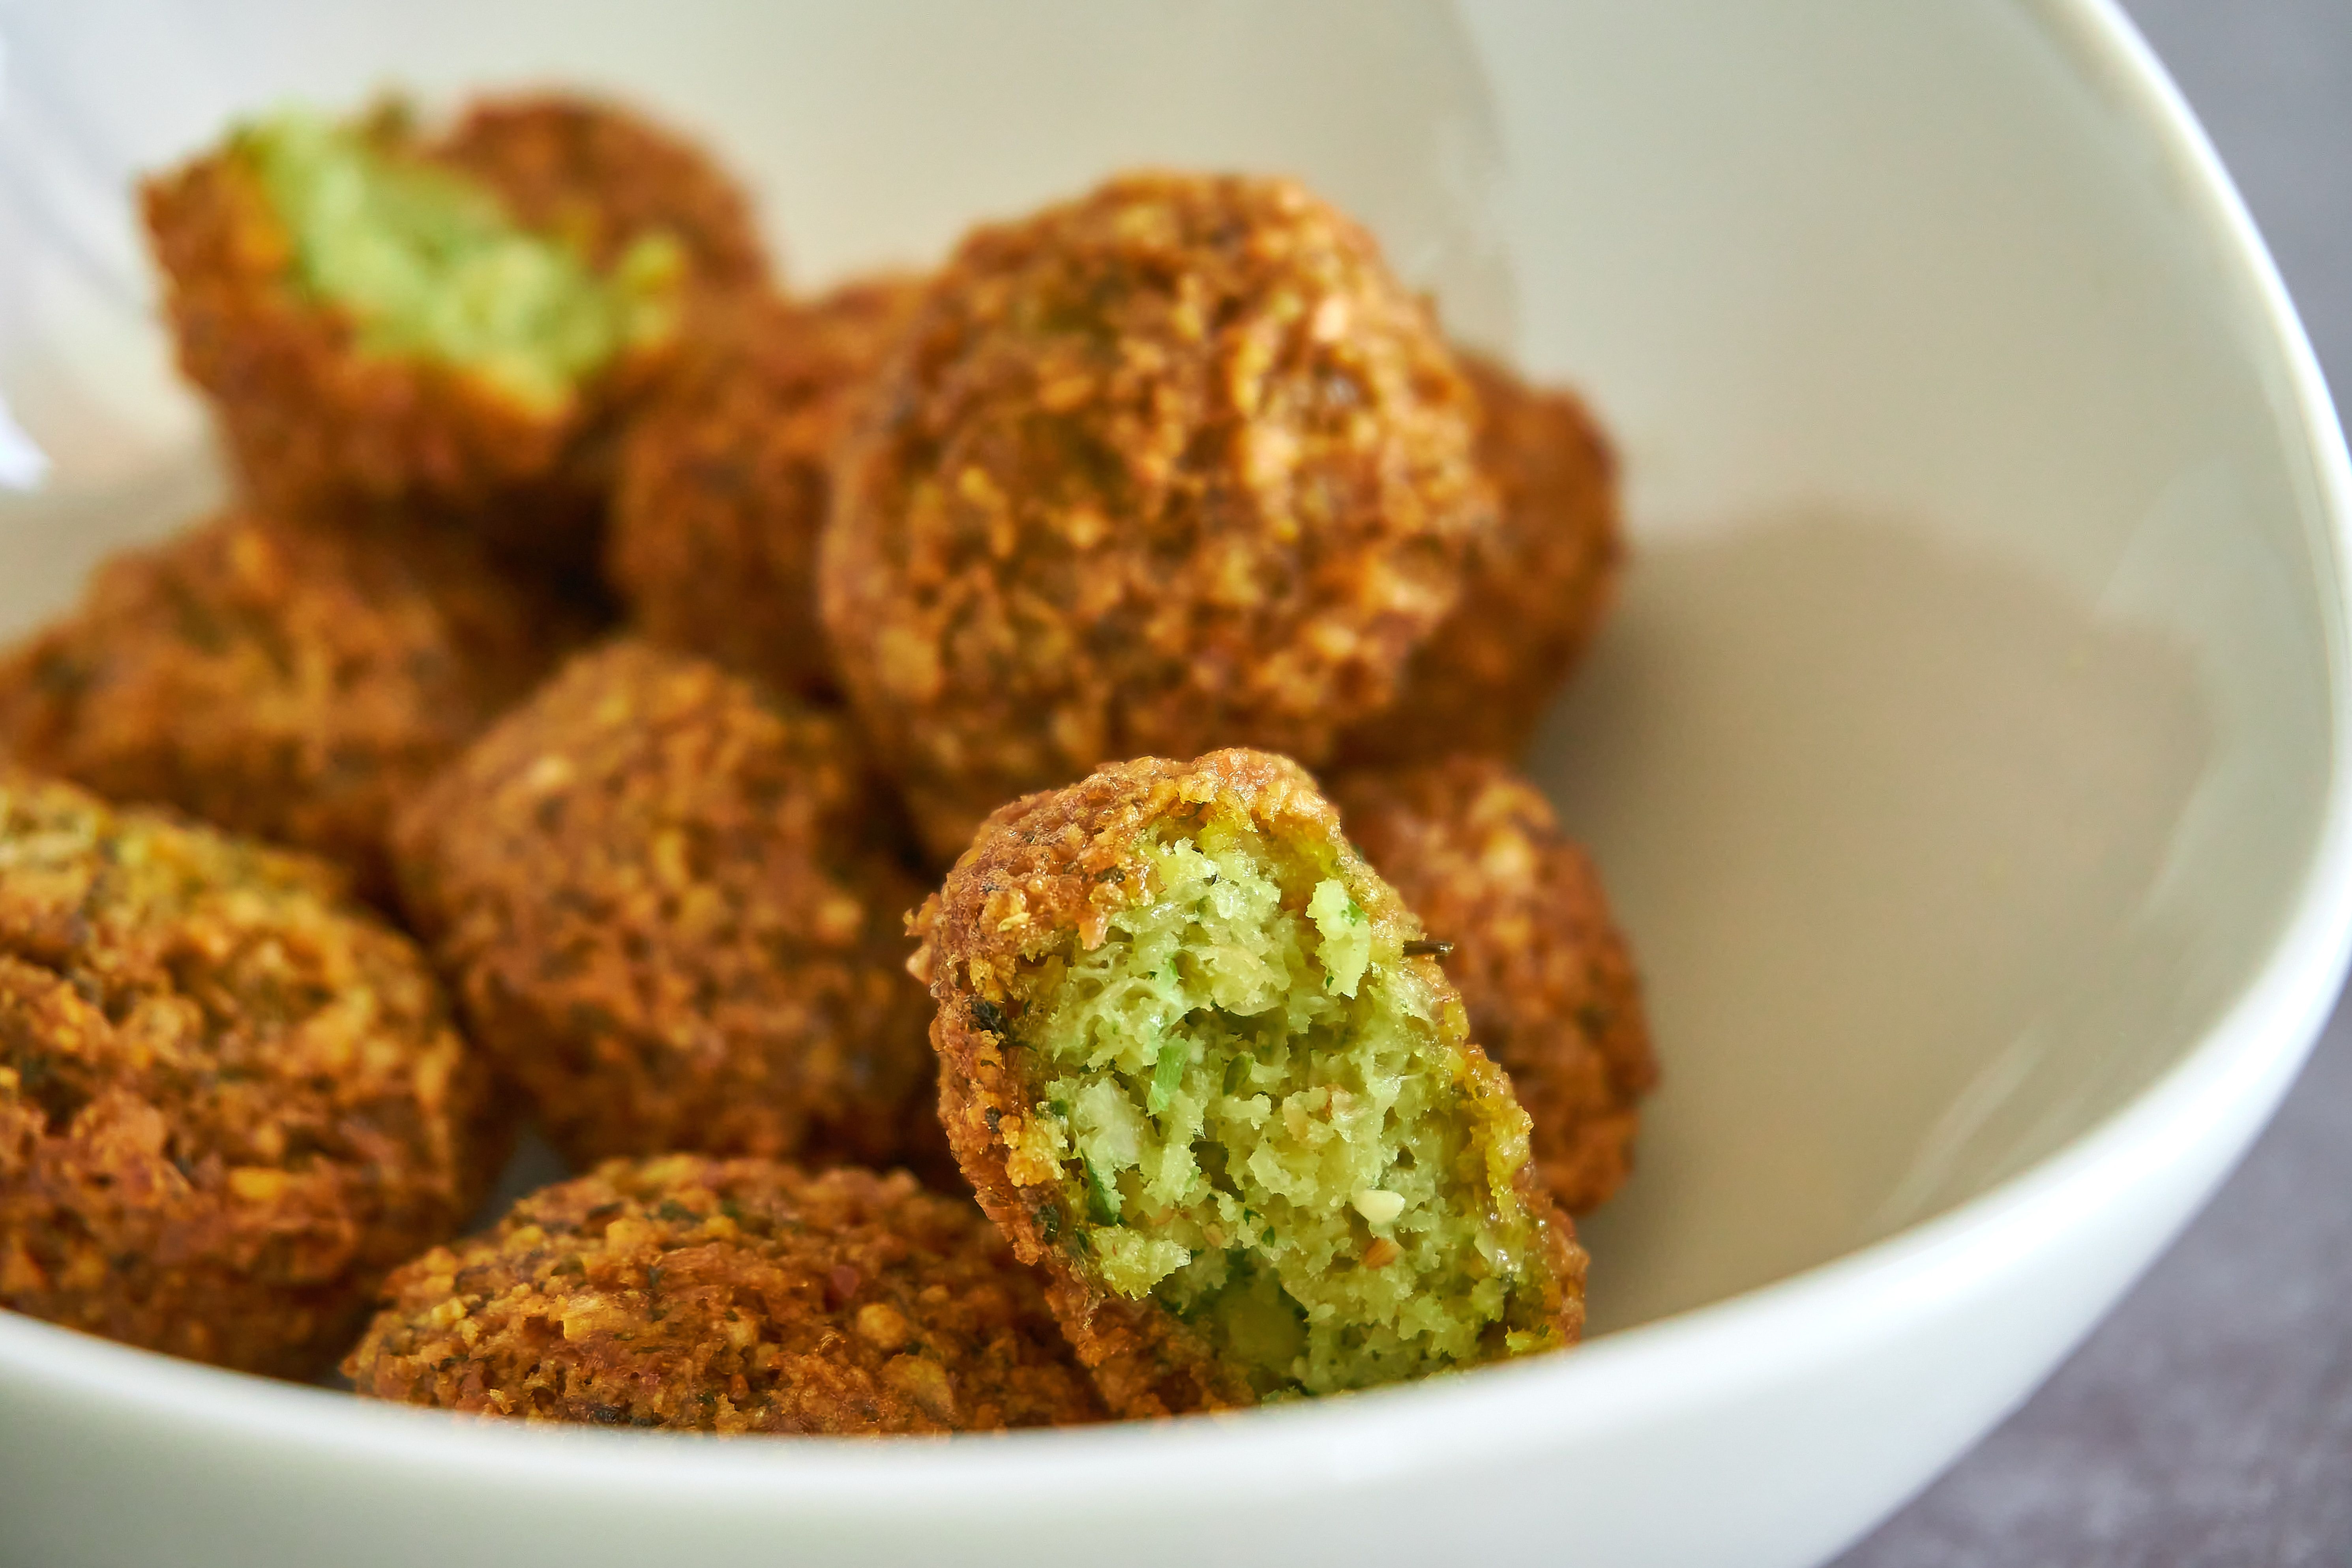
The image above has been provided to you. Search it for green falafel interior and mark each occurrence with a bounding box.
[1007,807,1566,1398]
[234,106,680,412]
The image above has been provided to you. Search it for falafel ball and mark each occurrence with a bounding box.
[608,277,922,699]
[1330,756,1654,1214]
[909,749,1582,1417]
[0,509,586,901]
[431,94,768,291]
[1338,354,1623,762]
[345,1154,1102,1434]
[392,639,934,1170]
[821,173,1496,864]
[141,95,756,555]
[0,770,503,1377]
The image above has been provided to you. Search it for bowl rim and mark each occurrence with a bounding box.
[2,0,2349,1509]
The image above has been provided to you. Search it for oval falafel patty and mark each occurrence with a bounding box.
[1331,757,1655,1214]
[609,277,922,700]
[911,749,1582,1417]
[393,639,934,1170]
[0,509,584,900]
[821,172,1496,864]
[141,95,746,550]
[345,1154,1101,1434]
[0,771,502,1377]
[1339,354,1623,763]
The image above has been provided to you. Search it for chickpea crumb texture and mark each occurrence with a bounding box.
[1339,353,1623,762]
[0,509,585,900]
[142,94,761,554]
[346,1155,1102,1433]
[911,749,1582,1417]
[822,172,1496,864]
[609,276,924,699]
[1332,757,1655,1214]
[394,639,935,1170]
[0,771,503,1377]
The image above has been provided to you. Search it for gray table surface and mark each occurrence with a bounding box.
[1836,4,2352,1564]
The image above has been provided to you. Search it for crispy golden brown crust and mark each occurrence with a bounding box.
[0,510,587,901]
[141,97,756,563]
[608,277,922,699]
[345,1155,1102,1433]
[1340,355,1623,762]
[433,94,768,289]
[392,639,934,1171]
[908,749,1581,1417]
[821,173,1495,864]
[1331,756,1654,1213]
[0,771,503,1377]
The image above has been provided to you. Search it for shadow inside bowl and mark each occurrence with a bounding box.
[1533,513,2215,1335]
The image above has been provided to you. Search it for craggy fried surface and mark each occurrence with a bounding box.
[346,1155,1100,1434]
[0,771,502,1377]
[393,639,933,1170]
[1332,756,1655,1214]
[909,749,1581,1417]
[142,96,756,558]
[434,94,768,290]
[0,510,585,901]
[609,277,922,699]
[821,173,1494,863]
[1340,354,1623,762]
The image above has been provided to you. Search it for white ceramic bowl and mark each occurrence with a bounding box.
[0,3,2346,1565]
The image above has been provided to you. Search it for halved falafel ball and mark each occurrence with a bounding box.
[821,173,1496,864]
[142,95,753,555]
[0,771,503,1377]
[393,639,933,1170]
[345,1154,1102,1434]
[0,509,587,900]
[1331,757,1654,1214]
[1339,354,1623,762]
[608,277,922,699]
[910,749,1582,1417]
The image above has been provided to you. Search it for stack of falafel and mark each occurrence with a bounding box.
[0,91,1653,1436]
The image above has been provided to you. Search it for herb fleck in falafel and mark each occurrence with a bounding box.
[821,173,1496,864]
[1331,756,1654,1213]
[0,770,503,1377]
[1340,354,1623,762]
[0,509,585,900]
[142,94,761,557]
[909,749,1582,1417]
[346,1154,1101,1434]
[393,639,933,1170]
[609,277,922,699]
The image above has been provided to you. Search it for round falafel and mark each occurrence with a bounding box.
[141,95,758,558]
[1338,354,1623,762]
[608,277,922,699]
[431,93,768,291]
[392,639,935,1171]
[0,770,503,1378]
[910,749,1582,1417]
[345,1154,1101,1434]
[1331,756,1654,1214]
[0,508,586,901]
[821,172,1496,864]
